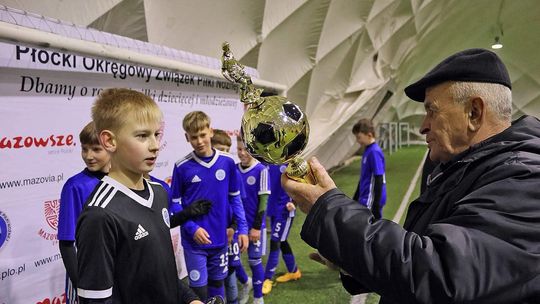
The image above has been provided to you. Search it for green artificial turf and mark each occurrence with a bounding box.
[245,145,428,303]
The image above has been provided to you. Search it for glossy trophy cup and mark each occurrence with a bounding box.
[221,42,315,184]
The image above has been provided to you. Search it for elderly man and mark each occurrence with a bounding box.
[282,49,540,304]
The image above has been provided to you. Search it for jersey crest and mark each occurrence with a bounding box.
[215,169,226,181]
[162,208,170,228]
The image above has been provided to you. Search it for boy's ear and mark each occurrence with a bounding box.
[184,133,189,142]
[100,130,117,152]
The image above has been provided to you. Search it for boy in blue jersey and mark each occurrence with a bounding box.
[351,118,386,219]
[262,164,301,295]
[235,137,270,304]
[172,111,248,301]
[76,88,203,304]
[58,121,110,304]
[211,130,242,304]
[347,119,386,304]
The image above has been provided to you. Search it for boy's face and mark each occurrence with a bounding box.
[213,143,230,153]
[81,143,110,172]
[113,119,162,177]
[237,141,253,166]
[355,132,373,147]
[185,127,214,157]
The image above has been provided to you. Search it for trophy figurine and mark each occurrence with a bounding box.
[221,42,315,184]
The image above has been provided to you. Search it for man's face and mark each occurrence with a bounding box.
[185,127,214,157]
[420,82,470,163]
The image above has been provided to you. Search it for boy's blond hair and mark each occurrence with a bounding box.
[92,88,162,133]
[182,111,211,133]
[79,121,100,145]
[211,129,232,148]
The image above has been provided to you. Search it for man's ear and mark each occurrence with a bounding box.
[468,97,485,132]
[100,130,117,152]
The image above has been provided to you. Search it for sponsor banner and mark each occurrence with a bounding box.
[0,41,243,303]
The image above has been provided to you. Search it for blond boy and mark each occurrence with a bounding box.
[76,88,202,304]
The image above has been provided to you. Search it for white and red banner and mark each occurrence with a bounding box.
[0,42,243,304]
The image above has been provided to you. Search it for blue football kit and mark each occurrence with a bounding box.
[237,161,270,300]
[171,149,247,290]
[358,142,387,211]
[58,168,106,241]
[264,164,298,281]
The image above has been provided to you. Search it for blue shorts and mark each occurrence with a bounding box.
[269,211,294,242]
[228,232,242,267]
[184,246,229,287]
[248,228,266,259]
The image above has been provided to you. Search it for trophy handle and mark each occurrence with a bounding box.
[285,158,316,184]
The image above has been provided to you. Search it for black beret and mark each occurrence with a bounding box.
[404,48,512,102]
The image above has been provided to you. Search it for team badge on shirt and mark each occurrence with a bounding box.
[215,169,226,181]
[247,176,256,185]
[162,208,170,228]
[190,270,201,281]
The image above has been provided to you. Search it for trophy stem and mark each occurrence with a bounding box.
[285,158,316,184]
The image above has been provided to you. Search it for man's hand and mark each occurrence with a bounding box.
[281,157,337,213]
[238,234,249,253]
[184,199,212,217]
[193,227,212,245]
[249,228,261,242]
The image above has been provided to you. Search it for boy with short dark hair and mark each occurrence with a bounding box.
[211,129,232,153]
[211,129,241,304]
[172,112,248,301]
[76,88,202,304]
[235,137,270,304]
[351,118,386,219]
[58,121,111,304]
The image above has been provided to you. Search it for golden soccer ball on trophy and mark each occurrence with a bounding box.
[221,42,315,184]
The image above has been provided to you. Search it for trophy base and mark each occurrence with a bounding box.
[285,158,316,184]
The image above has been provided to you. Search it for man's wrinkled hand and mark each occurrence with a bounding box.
[281,157,336,213]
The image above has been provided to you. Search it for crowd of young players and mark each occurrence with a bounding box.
[58,97,301,304]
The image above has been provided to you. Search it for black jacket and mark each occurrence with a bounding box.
[301,116,540,304]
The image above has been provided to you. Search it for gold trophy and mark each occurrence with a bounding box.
[221,42,315,184]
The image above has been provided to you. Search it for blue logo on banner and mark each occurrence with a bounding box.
[0,210,12,249]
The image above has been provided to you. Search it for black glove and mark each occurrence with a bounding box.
[184,199,212,217]
[170,199,212,228]
[205,296,225,304]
